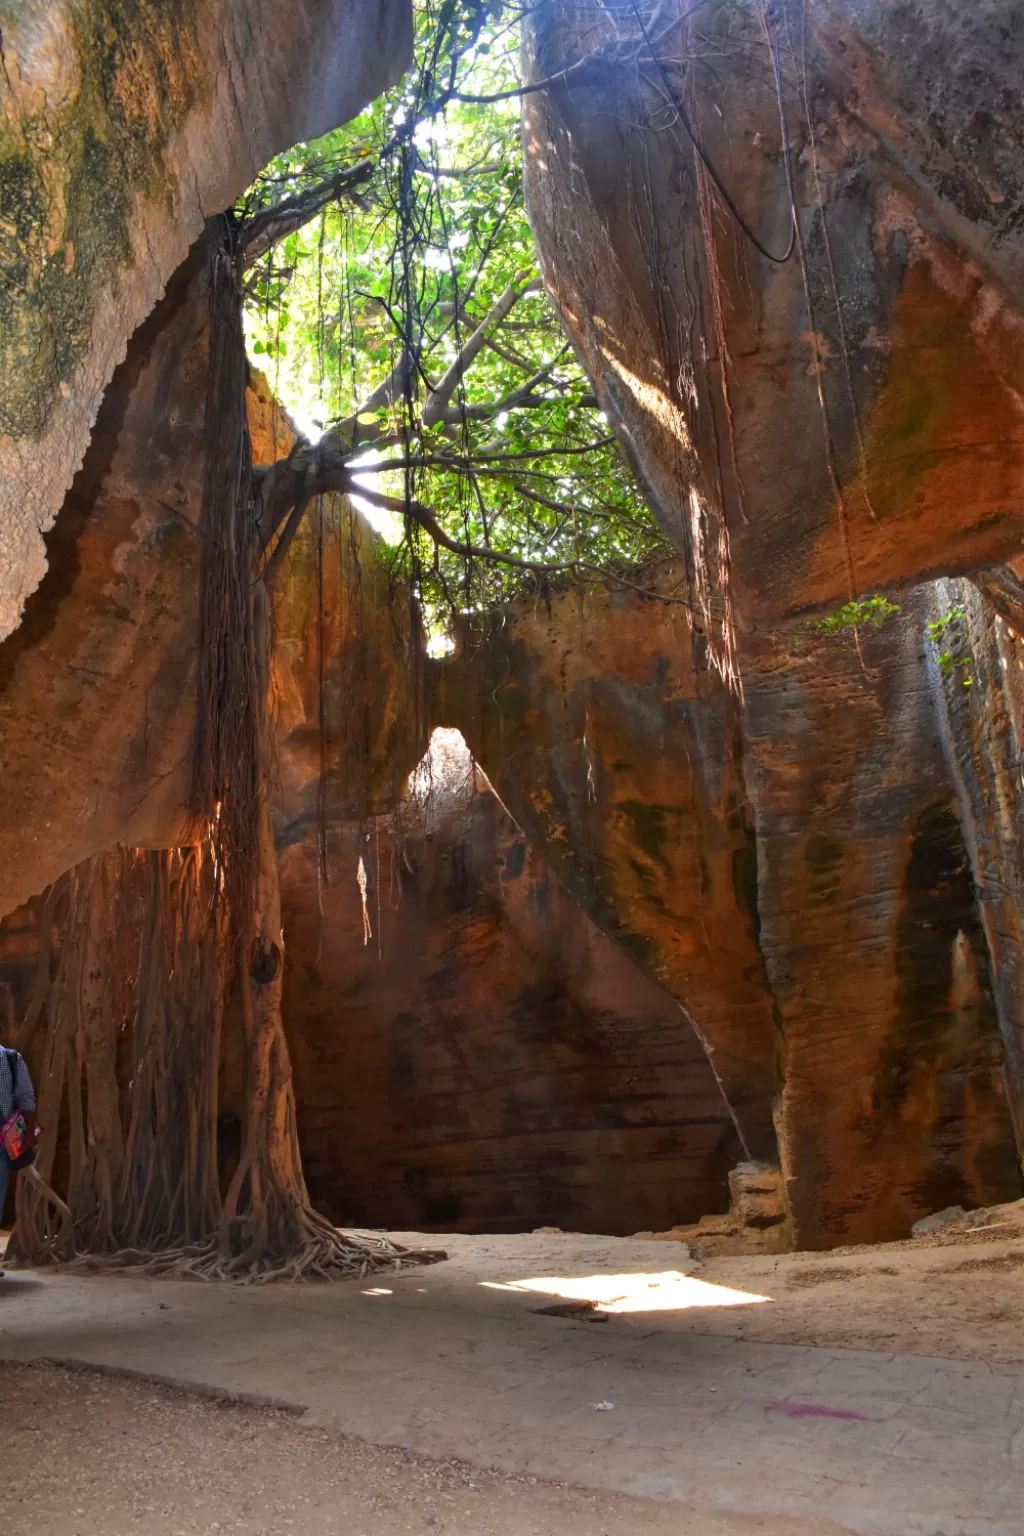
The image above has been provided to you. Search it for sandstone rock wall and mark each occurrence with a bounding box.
[0,236,421,922]
[435,579,1023,1246]
[743,591,1021,1246]
[277,730,744,1235]
[930,578,1024,1166]
[5,569,1022,1244]
[432,573,779,1164]
[4,0,1024,1249]
[269,502,427,842]
[0,0,412,640]
[0,239,207,917]
[522,0,1024,624]
[519,0,1024,1242]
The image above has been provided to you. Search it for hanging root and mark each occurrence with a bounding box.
[12,1167,75,1266]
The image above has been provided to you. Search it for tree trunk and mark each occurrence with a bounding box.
[10,225,443,1280]
[217,798,438,1278]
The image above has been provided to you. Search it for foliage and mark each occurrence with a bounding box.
[928,604,974,687]
[238,0,671,624]
[811,595,901,636]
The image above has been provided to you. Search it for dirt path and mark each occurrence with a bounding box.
[2,1362,839,1536]
[3,1215,1023,1534]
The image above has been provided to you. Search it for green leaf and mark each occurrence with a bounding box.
[238,0,669,608]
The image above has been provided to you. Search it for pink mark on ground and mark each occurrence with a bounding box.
[764,1401,870,1422]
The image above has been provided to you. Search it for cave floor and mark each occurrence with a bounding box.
[1,1226,1022,1536]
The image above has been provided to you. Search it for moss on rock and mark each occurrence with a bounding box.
[0,0,201,437]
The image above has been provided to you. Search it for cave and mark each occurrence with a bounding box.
[2,2,1024,1531]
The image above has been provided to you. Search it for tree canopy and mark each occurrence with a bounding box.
[236,0,679,629]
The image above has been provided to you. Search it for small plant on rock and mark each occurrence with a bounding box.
[928,605,974,688]
[811,594,901,636]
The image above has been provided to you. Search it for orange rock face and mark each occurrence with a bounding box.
[523,1,1024,624]
[7,0,1024,1249]
[0,0,412,641]
[742,595,1021,1245]
[0,244,208,916]
[433,572,778,1165]
[518,0,1024,1241]
[434,580,1023,1246]
[277,731,745,1235]
[929,579,1024,1167]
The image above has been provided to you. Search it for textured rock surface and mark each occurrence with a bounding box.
[930,577,1024,1165]
[0,251,419,921]
[432,574,779,1164]
[434,580,1023,1245]
[637,1160,789,1256]
[5,574,1022,1243]
[269,499,427,843]
[743,593,1022,1246]
[517,0,1024,1243]
[523,0,1024,625]
[0,240,206,917]
[276,731,744,1235]
[4,0,1024,1249]
[0,0,412,640]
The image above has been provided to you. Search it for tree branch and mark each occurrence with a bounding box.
[421,275,542,425]
[255,457,697,612]
[348,483,582,573]
[242,158,378,269]
[262,494,312,589]
[349,436,617,474]
[321,349,418,454]
[423,361,565,427]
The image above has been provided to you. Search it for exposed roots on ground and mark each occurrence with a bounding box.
[8,840,447,1282]
[38,1226,445,1284]
[15,1167,74,1265]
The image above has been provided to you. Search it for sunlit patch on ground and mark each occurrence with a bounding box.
[481,1271,771,1314]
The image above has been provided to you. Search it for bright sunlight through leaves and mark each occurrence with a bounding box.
[239,0,672,637]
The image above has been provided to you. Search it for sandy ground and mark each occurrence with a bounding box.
[4,1204,1023,1367]
[3,1361,842,1536]
[2,1212,1023,1535]
[680,1218,1024,1363]
[379,1208,1024,1364]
